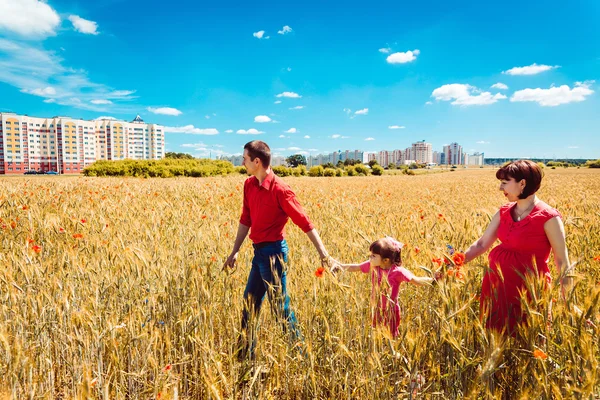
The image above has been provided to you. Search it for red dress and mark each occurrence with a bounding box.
[480,202,561,333]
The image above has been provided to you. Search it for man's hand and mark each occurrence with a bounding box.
[325,256,343,275]
[223,251,238,271]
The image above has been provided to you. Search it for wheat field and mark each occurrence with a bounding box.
[0,168,599,399]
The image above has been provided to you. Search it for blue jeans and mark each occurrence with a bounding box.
[238,240,302,360]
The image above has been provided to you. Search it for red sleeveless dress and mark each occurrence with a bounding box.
[480,202,561,333]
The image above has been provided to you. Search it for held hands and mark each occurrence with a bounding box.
[323,255,343,275]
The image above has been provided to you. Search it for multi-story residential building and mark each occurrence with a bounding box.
[443,142,463,165]
[412,140,433,164]
[0,113,164,174]
[466,152,485,166]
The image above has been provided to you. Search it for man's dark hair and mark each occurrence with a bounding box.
[244,140,271,167]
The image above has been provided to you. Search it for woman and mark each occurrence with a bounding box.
[463,160,574,333]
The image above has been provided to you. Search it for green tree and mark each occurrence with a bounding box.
[165,152,194,159]
[368,159,378,168]
[286,154,307,167]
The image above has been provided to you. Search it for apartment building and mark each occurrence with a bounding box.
[0,113,164,174]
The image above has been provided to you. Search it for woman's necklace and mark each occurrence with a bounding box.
[515,200,536,221]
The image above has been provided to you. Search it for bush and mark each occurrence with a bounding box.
[82,158,236,178]
[335,168,345,177]
[354,164,370,176]
[294,165,307,176]
[323,168,336,177]
[345,166,357,176]
[585,159,600,168]
[308,165,324,177]
[403,168,415,176]
[371,165,384,176]
[273,166,292,177]
[236,166,247,174]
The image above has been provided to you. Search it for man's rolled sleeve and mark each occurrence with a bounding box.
[278,188,314,233]
[239,182,252,227]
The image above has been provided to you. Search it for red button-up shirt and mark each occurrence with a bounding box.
[240,171,314,244]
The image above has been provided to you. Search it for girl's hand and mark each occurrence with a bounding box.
[327,256,343,274]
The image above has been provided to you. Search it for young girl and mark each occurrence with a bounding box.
[331,237,434,338]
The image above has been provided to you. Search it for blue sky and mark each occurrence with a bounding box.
[1,0,599,159]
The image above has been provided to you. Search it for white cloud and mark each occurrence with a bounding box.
[378,47,391,54]
[274,100,282,104]
[491,83,508,90]
[343,108,352,114]
[304,135,310,139]
[354,108,369,115]
[205,115,210,119]
[285,128,297,133]
[431,84,507,106]
[276,91,301,98]
[0,38,137,111]
[568,146,579,149]
[164,125,219,135]
[279,135,286,138]
[503,63,559,76]
[510,81,594,106]
[330,134,349,139]
[0,0,60,38]
[425,101,433,105]
[386,50,419,64]
[225,129,233,133]
[278,25,292,35]
[147,107,183,116]
[287,67,292,72]
[95,116,117,120]
[288,147,301,151]
[21,86,56,96]
[108,90,136,98]
[237,128,265,135]
[254,115,272,123]
[388,125,405,129]
[253,30,268,39]
[476,141,490,144]
[289,106,304,110]
[68,15,99,35]
[365,137,375,141]
[91,99,112,105]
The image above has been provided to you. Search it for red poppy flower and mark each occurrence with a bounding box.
[73,233,84,239]
[22,205,28,210]
[414,247,421,254]
[452,252,466,267]
[315,267,325,278]
[594,256,600,262]
[163,364,172,372]
[533,349,548,360]
[432,258,443,267]
[59,227,65,233]
[27,238,35,244]
[31,245,42,253]
[80,219,87,224]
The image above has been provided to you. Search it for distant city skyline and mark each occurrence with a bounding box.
[0,0,598,159]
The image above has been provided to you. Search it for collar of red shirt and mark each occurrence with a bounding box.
[252,170,275,190]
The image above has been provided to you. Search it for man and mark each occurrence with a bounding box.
[223,140,332,361]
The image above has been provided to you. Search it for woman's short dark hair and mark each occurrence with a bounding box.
[496,160,543,199]
[369,238,402,265]
[244,140,271,167]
